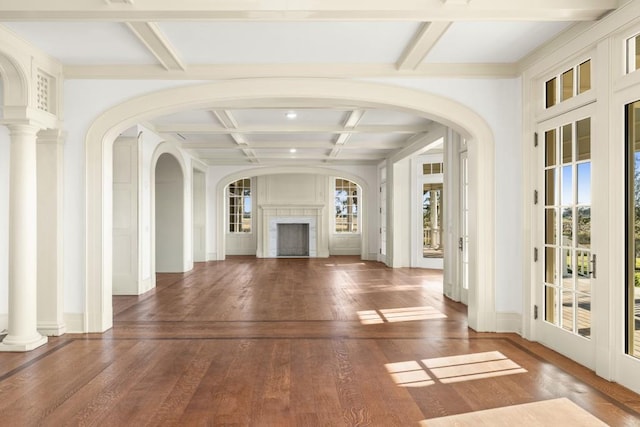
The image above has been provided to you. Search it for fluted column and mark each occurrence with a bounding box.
[0,123,47,351]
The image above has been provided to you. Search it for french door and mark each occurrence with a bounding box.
[536,104,600,368]
[459,151,469,305]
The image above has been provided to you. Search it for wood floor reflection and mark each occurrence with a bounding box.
[1,256,639,426]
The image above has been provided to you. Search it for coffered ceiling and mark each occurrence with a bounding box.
[0,0,622,165]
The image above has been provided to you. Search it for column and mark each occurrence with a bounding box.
[0,123,47,351]
[36,129,66,336]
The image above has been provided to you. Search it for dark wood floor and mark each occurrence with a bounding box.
[1,256,640,426]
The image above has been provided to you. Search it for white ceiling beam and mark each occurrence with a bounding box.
[396,21,452,70]
[180,140,405,150]
[196,152,385,161]
[62,63,519,79]
[155,124,430,134]
[0,0,617,21]
[330,109,365,157]
[125,22,185,71]
[211,110,247,144]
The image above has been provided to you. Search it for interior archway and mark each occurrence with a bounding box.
[154,153,184,273]
[85,78,495,333]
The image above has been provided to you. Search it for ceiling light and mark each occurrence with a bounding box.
[290,148,297,153]
[286,111,297,119]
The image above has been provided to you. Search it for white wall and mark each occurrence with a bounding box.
[370,77,523,313]
[0,125,9,330]
[192,169,206,262]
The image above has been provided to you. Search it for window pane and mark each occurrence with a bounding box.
[561,68,574,101]
[577,207,591,249]
[578,60,591,94]
[576,117,591,161]
[545,129,557,167]
[628,34,640,73]
[577,293,591,338]
[577,162,591,205]
[545,208,557,245]
[562,291,574,333]
[562,166,573,205]
[562,248,574,290]
[562,206,573,243]
[562,123,572,164]
[545,78,556,108]
[545,285,558,324]
[545,247,557,285]
[422,164,431,175]
[545,169,557,206]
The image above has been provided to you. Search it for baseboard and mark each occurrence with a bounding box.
[328,248,361,256]
[367,252,379,261]
[37,321,67,336]
[139,277,153,294]
[64,313,85,333]
[496,312,522,334]
[207,252,218,261]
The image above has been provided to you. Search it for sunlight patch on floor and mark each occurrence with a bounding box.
[357,306,447,324]
[419,398,607,426]
[385,351,526,388]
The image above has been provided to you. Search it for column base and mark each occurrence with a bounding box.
[37,321,67,337]
[0,334,48,352]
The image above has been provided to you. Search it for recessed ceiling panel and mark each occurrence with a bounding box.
[1,22,157,65]
[424,21,572,63]
[158,22,419,64]
[348,133,410,145]
[247,133,335,143]
[153,110,221,126]
[231,108,348,127]
[358,109,431,126]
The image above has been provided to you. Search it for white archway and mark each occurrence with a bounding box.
[85,78,495,332]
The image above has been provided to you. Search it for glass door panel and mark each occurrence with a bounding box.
[626,100,640,359]
[423,183,443,259]
[543,116,592,340]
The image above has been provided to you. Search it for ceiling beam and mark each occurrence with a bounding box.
[396,21,451,70]
[180,140,405,150]
[125,22,185,71]
[154,124,430,134]
[211,110,248,144]
[0,0,617,21]
[62,62,519,79]
[330,109,365,158]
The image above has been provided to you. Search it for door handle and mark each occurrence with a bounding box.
[458,237,463,251]
[590,254,596,279]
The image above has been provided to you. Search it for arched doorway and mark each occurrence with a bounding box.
[85,78,496,333]
[154,153,184,273]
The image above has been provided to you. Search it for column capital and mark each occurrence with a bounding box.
[3,121,42,136]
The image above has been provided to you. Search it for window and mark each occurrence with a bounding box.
[335,178,359,233]
[228,178,251,233]
[625,100,640,359]
[545,60,591,108]
[423,162,444,175]
[627,33,640,74]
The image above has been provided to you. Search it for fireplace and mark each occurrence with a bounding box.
[277,223,309,256]
[265,213,318,258]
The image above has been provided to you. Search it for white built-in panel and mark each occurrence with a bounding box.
[231,109,348,126]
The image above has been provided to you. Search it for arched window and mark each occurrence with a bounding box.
[228,178,251,233]
[335,178,359,233]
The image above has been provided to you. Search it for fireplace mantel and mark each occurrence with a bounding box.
[257,204,328,258]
